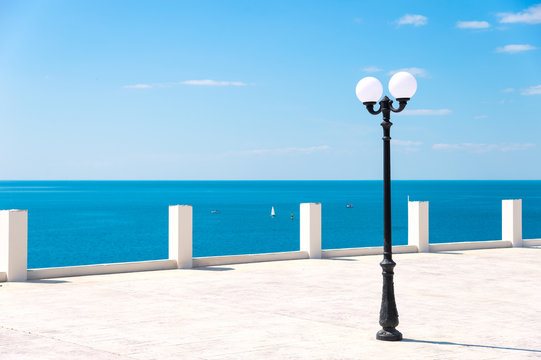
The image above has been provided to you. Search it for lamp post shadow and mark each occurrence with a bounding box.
[402,338,541,353]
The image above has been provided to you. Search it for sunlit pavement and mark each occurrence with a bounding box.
[1,247,540,359]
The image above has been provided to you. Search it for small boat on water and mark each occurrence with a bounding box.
[346,204,354,208]
[271,206,276,218]
[211,210,220,214]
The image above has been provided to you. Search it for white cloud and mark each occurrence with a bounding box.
[124,84,153,89]
[496,44,536,53]
[400,109,452,116]
[241,145,331,156]
[392,140,422,146]
[180,80,247,86]
[396,14,428,26]
[502,88,515,93]
[363,66,383,73]
[456,21,490,29]
[124,79,249,89]
[433,143,535,153]
[498,4,541,24]
[473,115,488,119]
[522,85,541,95]
[388,67,428,78]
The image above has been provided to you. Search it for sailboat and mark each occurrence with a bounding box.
[271,206,276,218]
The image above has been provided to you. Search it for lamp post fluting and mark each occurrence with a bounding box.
[355,71,417,341]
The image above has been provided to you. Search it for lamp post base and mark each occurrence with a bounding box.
[376,328,403,341]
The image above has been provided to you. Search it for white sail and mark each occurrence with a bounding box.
[271,206,275,217]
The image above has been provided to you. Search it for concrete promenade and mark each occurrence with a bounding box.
[1,247,540,359]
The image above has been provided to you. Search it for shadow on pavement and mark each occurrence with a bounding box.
[27,279,70,284]
[430,251,464,255]
[193,266,234,271]
[326,258,358,261]
[403,338,541,353]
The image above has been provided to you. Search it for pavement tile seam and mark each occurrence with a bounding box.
[0,325,139,359]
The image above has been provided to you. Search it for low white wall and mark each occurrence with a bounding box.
[322,245,418,258]
[193,251,309,267]
[27,259,178,280]
[429,240,512,252]
[3,198,539,282]
[524,239,541,246]
[19,238,539,281]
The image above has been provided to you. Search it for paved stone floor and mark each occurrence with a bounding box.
[1,247,541,359]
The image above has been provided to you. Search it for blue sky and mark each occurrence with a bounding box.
[0,0,540,180]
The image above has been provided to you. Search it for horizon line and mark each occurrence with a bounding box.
[1,179,540,182]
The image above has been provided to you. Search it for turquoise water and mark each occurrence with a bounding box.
[0,181,540,268]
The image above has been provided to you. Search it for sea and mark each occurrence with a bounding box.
[0,181,539,269]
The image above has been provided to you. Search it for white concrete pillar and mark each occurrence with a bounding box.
[0,210,28,281]
[300,203,321,259]
[502,199,522,247]
[408,201,429,252]
[169,205,193,269]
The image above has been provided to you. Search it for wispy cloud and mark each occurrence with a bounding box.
[473,115,488,119]
[392,139,422,152]
[433,142,535,153]
[502,88,515,93]
[400,109,452,116]
[522,85,541,95]
[388,67,428,78]
[498,4,541,24]
[363,66,383,73]
[124,79,249,89]
[396,14,428,27]
[456,20,490,29]
[180,80,247,86]
[241,145,331,156]
[496,44,536,53]
[124,84,153,89]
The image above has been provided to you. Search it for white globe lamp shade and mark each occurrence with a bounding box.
[388,71,417,99]
[355,77,383,103]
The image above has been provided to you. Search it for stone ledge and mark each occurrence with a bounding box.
[193,251,309,267]
[27,259,178,280]
[322,245,418,258]
[429,240,512,252]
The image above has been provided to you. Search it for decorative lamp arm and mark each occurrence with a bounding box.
[364,102,382,115]
[390,98,409,113]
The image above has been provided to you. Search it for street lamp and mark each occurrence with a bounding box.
[355,71,417,341]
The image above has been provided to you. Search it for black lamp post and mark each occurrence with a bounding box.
[355,71,418,341]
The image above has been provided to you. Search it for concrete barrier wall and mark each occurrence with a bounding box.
[1,198,539,281]
[524,239,541,246]
[27,259,178,280]
[193,251,309,267]
[429,240,512,252]
[322,245,418,258]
